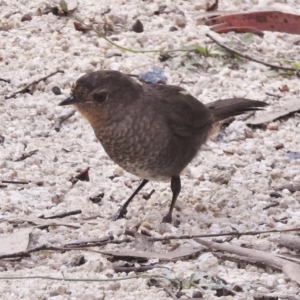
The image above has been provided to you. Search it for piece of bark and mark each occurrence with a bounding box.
[247,99,300,125]
[195,238,300,284]
[0,228,32,255]
[271,234,300,250]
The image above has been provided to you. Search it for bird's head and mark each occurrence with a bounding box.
[59,70,143,126]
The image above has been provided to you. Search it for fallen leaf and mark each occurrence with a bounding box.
[282,262,300,285]
[206,11,300,35]
[247,98,300,125]
[74,22,90,33]
[195,238,300,285]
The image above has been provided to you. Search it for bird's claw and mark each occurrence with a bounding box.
[110,207,127,221]
[162,213,172,223]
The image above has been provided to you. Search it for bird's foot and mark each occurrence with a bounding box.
[110,207,127,221]
[162,213,172,223]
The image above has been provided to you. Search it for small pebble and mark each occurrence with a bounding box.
[132,19,144,33]
[21,13,32,22]
[107,282,121,291]
[268,122,278,130]
[197,253,219,275]
[52,86,61,95]
[139,67,167,84]
[174,15,186,27]
[286,151,300,160]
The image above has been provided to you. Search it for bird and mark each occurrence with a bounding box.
[59,70,267,223]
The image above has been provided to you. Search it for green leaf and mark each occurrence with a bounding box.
[59,0,68,13]
[292,61,300,69]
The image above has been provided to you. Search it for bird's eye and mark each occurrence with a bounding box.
[93,92,107,103]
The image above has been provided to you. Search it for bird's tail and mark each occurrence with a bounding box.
[205,98,267,122]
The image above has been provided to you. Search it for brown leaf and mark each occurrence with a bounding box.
[74,22,89,33]
[206,11,300,35]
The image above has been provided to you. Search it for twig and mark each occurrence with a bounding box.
[39,209,82,219]
[263,201,280,210]
[149,227,300,242]
[14,150,38,162]
[0,245,71,260]
[206,33,298,72]
[1,180,30,184]
[5,70,64,99]
[0,78,10,83]
[271,234,300,250]
[1,228,299,260]
[265,92,282,98]
[54,110,76,132]
[60,3,194,55]
[162,287,178,300]
[213,252,277,270]
[65,235,113,247]
[64,238,134,248]
[0,273,167,282]
[113,265,159,273]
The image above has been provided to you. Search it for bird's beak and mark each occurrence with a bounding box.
[58,96,79,106]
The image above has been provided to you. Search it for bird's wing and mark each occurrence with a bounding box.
[143,84,213,137]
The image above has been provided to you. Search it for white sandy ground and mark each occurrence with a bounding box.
[1,0,300,299]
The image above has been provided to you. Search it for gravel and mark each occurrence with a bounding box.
[1,0,300,299]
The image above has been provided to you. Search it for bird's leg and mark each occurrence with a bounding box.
[111,179,149,220]
[162,176,181,223]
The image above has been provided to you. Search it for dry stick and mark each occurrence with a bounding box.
[195,238,300,285]
[206,33,299,72]
[263,201,280,210]
[265,92,282,98]
[0,238,135,260]
[1,180,30,184]
[14,150,38,162]
[64,238,134,248]
[0,78,10,83]
[5,70,64,99]
[271,234,300,250]
[0,245,71,260]
[39,209,82,219]
[1,228,299,260]
[162,287,178,300]
[0,273,167,283]
[0,244,116,260]
[54,110,76,132]
[65,235,113,247]
[113,265,159,273]
[149,227,300,242]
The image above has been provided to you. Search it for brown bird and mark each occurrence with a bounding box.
[59,70,267,223]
